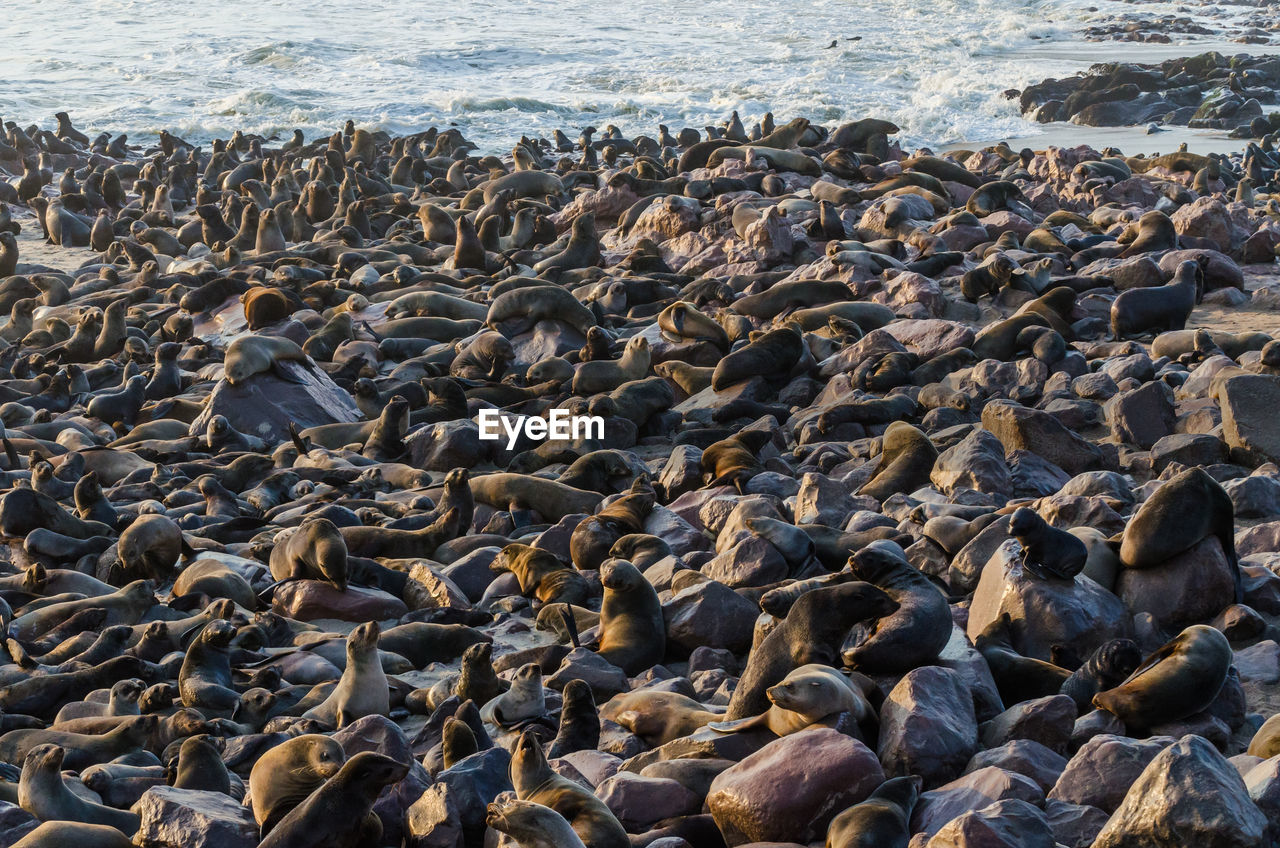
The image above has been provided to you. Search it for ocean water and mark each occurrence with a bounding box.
[0,0,1266,151]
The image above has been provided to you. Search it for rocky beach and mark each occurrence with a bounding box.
[0,3,1278,848]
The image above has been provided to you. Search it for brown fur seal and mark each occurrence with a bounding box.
[268,514,350,594]
[257,752,408,848]
[1111,259,1200,339]
[572,335,650,395]
[593,558,664,675]
[487,796,588,848]
[825,776,920,848]
[485,284,596,336]
[224,334,313,384]
[249,734,346,834]
[1092,624,1231,731]
[489,543,590,609]
[18,744,140,835]
[1119,466,1239,599]
[857,421,938,502]
[726,581,897,720]
[338,507,458,559]
[302,621,389,728]
[11,822,134,848]
[658,300,729,350]
[469,474,602,520]
[842,545,950,672]
[511,730,628,848]
[710,664,871,736]
[604,690,723,746]
[711,326,805,390]
[480,662,546,728]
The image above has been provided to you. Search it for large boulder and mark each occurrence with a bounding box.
[1049,734,1175,814]
[967,541,1131,661]
[981,400,1103,475]
[913,769,1046,838]
[190,359,361,445]
[925,798,1054,848]
[878,666,979,788]
[134,786,258,848]
[663,579,758,655]
[706,727,884,845]
[1092,735,1267,847]
[1219,374,1280,465]
[1115,535,1237,629]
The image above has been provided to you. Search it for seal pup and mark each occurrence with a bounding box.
[1008,507,1087,580]
[1092,624,1232,731]
[825,776,920,848]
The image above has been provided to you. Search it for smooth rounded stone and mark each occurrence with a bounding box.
[1049,734,1178,814]
[596,772,702,831]
[1093,735,1268,848]
[1238,520,1280,556]
[405,783,464,848]
[559,750,622,788]
[911,768,1046,838]
[948,515,1012,594]
[644,506,711,555]
[640,757,732,800]
[1224,473,1280,518]
[440,547,501,601]
[744,472,800,499]
[408,420,484,472]
[982,399,1104,475]
[508,319,586,362]
[1151,433,1228,472]
[978,695,1076,754]
[1042,396,1104,431]
[333,715,413,761]
[0,803,37,847]
[532,514,585,560]
[1045,799,1110,848]
[436,748,514,844]
[547,648,629,700]
[967,541,1131,662]
[1036,493,1126,536]
[1242,564,1280,613]
[1244,755,1280,819]
[663,579,758,655]
[1071,710,1126,749]
[271,579,408,621]
[1179,354,1237,398]
[1115,535,1237,630]
[190,360,362,443]
[964,740,1068,793]
[134,786,258,848]
[701,535,789,588]
[1148,714,1233,751]
[923,798,1054,848]
[1105,381,1175,449]
[883,318,975,360]
[1078,255,1164,290]
[1171,196,1243,252]
[935,624,1003,722]
[1234,640,1280,684]
[695,493,778,537]
[1007,450,1071,498]
[706,727,884,846]
[1219,374,1280,465]
[1098,353,1155,385]
[877,666,979,788]
[930,429,1011,497]
[1072,371,1119,401]
[793,472,860,525]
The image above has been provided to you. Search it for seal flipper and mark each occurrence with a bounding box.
[559,604,581,649]
[360,321,384,343]
[1,439,16,471]
[707,714,769,733]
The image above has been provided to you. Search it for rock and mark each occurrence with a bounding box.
[1045,799,1110,848]
[964,740,1067,793]
[1234,639,1280,684]
[925,798,1054,847]
[982,399,1103,475]
[190,361,362,445]
[404,783,465,848]
[883,319,975,360]
[272,580,408,621]
[408,420,484,472]
[0,803,37,847]
[793,472,859,526]
[1105,381,1175,448]
[134,786,258,848]
[405,563,471,611]
[1049,734,1175,813]
[1092,735,1267,847]
[546,648,629,700]
[1238,520,1280,556]
[332,715,413,761]
[1157,249,1243,292]
[968,541,1131,661]
[596,772,702,831]
[1150,433,1226,472]
[436,749,513,845]
[1243,755,1280,820]
[979,695,1076,754]
[877,666,979,788]
[1224,474,1280,518]
[912,769,1046,838]
[931,429,1011,496]
[1220,374,1280,465]
[706,728,884,845]
[663,579,759,655]
[701,535,789,588]
[1115,535,1237,630]
[1171,196,1243,253]
[1078,256,1164,290]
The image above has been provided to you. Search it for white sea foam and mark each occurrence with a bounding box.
[0,0,1267,148]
